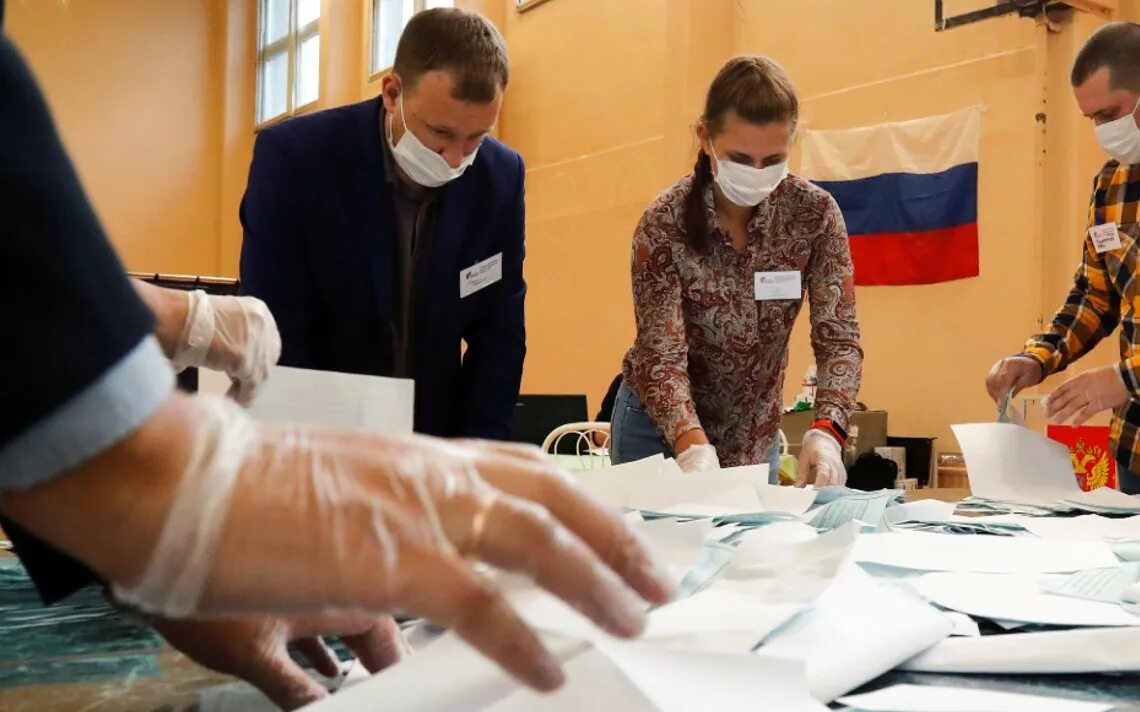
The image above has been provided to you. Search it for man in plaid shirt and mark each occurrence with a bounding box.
[988,21,1140,493]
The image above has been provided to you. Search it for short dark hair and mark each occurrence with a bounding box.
[1071,21,1140,92]
[393,8,509,104]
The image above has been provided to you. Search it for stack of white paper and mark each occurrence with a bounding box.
[851,530,1118,573]
[902,627,1140,673]
[723,521,861,605]
[1064,487,1140,514]
[200,365,414,432]
[301,632,588,711]
[754,565,952,702]
[912,571,1140,627]
[1043,563,1140,604]
[838,684,1112,712]
[972,513,1140,542]
[627,517,715,584]
[882,499,957,526]
[485,643,827,712]
[572,457,832,521]
[808,490,894,531]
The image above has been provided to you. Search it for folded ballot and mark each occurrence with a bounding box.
[754,565,952,703]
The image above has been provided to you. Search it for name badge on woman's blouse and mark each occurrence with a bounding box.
[754,271,802,300]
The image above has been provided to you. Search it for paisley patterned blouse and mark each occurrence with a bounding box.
[622,173,863,467]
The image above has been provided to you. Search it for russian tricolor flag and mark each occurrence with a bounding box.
[800,106,982,286]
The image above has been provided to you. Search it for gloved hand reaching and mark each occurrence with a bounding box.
[985,356,1044,405]
[1045,364,1131,426]
[106,395,674,692]
[795,429,846,488]
[170,289,281,406]
[676,443,720,473]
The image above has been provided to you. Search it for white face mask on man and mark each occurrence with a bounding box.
[709,144,788,207]
[387,94,478,187]
[1095,95,1140,166]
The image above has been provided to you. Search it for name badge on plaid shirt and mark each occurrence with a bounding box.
[1090,222,1122,253]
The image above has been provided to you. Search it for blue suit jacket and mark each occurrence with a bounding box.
[240,97,526,440]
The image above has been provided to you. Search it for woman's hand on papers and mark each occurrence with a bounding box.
[676,443,721,473]
[796,429,847,488]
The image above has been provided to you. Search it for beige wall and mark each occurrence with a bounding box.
[506,0,1139,448]
[11,0,1140,448]
[7,0,227,275]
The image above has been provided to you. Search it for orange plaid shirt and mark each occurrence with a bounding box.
[1023,160,1140,474]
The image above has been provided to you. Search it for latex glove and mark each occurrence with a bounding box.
[985,356,1044,404]
[152,615,406,711]
[676,443,720,473]
[170,290,281,406]
[112,396,675,692]
[1044,364,1131,426]
[796,429,846,488]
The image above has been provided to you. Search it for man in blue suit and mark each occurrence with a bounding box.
[241,7,525,440]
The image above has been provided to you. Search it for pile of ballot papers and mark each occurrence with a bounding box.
[185,418,1140,711]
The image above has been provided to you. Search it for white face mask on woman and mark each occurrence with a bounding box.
[387,95,478,187]
[710,144,788,207]
[1095,95,1140,166]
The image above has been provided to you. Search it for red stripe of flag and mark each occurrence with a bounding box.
[850,223,979,286]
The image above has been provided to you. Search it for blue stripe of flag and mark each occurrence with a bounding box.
[812,162,978,236]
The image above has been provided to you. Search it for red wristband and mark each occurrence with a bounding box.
[811,419,847,446]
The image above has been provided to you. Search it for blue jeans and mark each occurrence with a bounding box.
[611,380,780,484]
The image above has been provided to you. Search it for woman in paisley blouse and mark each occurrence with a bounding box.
[612,55,863,487]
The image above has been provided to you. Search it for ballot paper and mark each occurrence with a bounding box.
[628,517,715,583]
[723,521,860,604]
[304,631,589,711]
[575,457,775,514]
[882,499,957,526]
[1042,563,1140,604]
[1064,486,1140,514]
[901,626,1140,673]
[975,513,1140,541]
[573,455,668,509]
[942,610,981,637]
[952,423,1080,506]
[812,486,904,506]
[506,570,806,646]
[956,497,1070,516]
[808,490,894,530]
[837,684,1112,712]
[199,366,414,432]
[487,643,827,712]
[851,530,1118,573]
[913,570,1140,627]
[754,564,952,703]
[752,482,818,515]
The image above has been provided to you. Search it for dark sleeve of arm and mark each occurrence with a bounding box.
[458,155,528,440]
[0,36,164,600]
[2,515,99,604]
[239,129,317,367]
